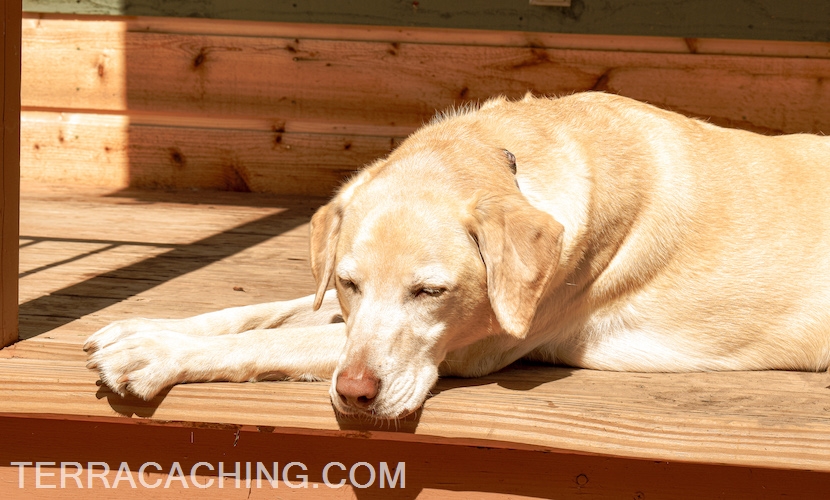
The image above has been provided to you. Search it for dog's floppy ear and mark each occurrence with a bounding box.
[309,201,342,310]
[468,193,564,338]
[309,163,381,309]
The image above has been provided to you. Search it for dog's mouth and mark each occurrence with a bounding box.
[330,389,427,421]
[330,363,439,421]
[332,401,421,422]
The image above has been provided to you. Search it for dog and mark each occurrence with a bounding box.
[85,92,830,419]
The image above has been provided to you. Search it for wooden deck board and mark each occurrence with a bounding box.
[14,183,322,340]
[2,183,830,478]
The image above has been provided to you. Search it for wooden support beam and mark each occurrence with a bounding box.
[2,357,830,473]
[1,414,829,498]
[1,0,22,347]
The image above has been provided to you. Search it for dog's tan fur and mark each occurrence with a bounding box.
[85,92,830,419]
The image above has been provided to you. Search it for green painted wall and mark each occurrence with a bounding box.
[22,0,830,42]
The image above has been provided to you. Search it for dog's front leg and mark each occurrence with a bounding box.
[86,323,346,400]
[84,290,341,353]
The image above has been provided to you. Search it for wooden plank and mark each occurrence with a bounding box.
[3,416,829,499]
[21,18,830,135]
[1,0,22,348]
[13,186,830,476]
[17,253,318,341]
[20,112,130,188]
[21,111,397,196]
[18,181,319,243]
[1,357,830,474]
[17,16,830,194]
[9,178,830,471]
[9,186,830,498]
[20,0,830,42]
[23,13,830,59]
[0,337,87,361]
[7,185,830,496]
[21,18,127,113]
[17,185,322,340]
[123,123,392,196]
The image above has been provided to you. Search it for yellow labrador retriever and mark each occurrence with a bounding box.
[85,92,830,419]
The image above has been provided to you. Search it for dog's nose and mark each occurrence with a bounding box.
[335,371,379,409]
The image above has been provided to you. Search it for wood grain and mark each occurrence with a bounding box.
[21,18,830,134]
[1,358,830,474]
[6,185,830,480]
[22,14,823,59]
[21,111,398,196]
[1,0,22,347]
[22,12,830,59]
[20,0,830,42]
[3,415,829,499]
[12,10,830,497]
[19,17,830,193]
[16,183,322,340]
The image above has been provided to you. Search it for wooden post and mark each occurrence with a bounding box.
[1,0,21,347]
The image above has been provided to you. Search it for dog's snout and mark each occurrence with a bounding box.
[335,371,379,409]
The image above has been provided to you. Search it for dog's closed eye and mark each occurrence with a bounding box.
[413,286,447,299]
[339,277,360,294]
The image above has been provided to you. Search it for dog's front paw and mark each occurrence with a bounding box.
[83,318,176,354]
[86,330,192,400]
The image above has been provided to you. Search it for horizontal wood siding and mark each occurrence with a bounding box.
[21,111,396,196]
[22,18,830,131]
[20,16,830,195]
[21,0,830,42]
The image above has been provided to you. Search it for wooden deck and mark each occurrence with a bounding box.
[2,183,830,498]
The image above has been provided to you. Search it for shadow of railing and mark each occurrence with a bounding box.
[18,205,313,339]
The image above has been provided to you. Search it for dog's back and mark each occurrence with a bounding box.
[423,93,830,372]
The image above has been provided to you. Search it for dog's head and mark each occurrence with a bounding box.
[310,141,563,419]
